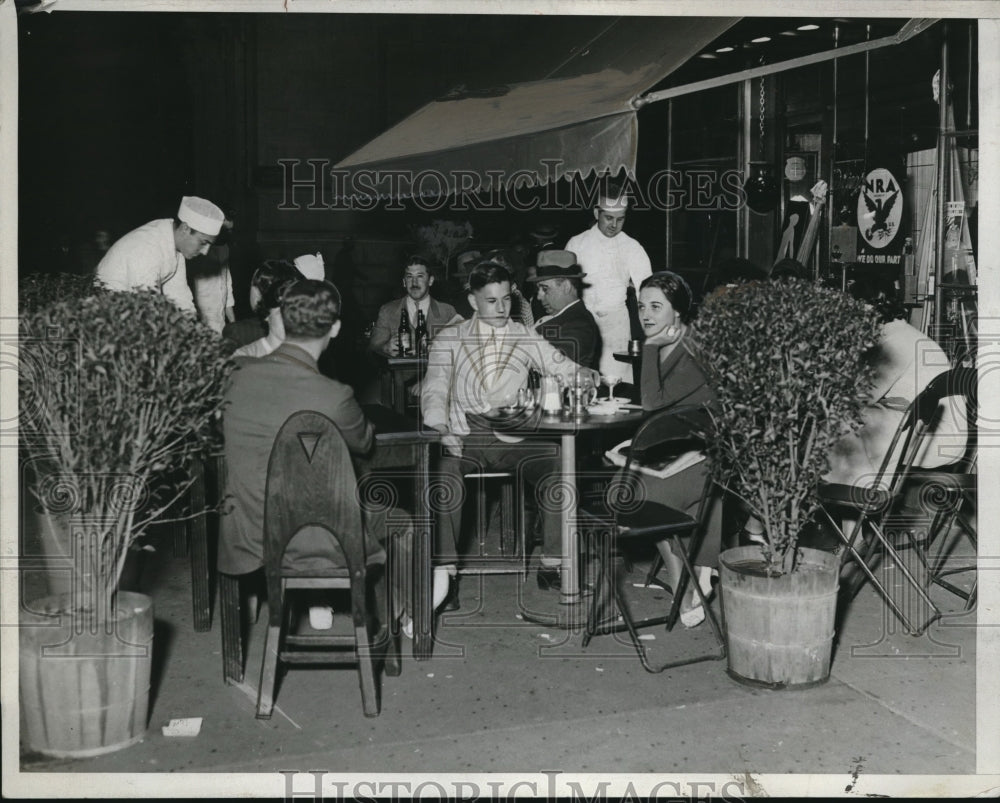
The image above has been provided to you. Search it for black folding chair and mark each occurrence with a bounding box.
[902,367,977,610]
[818,365,976,634]
[579,405,726,673]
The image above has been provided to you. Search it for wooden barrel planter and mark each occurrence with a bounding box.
[20,591,153,758]
[28,508,146,596]
[31,508,74,597]
[718,545,840,689]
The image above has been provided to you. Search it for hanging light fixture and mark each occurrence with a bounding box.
[744,65,778,213]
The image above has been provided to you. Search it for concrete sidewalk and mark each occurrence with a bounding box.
[15,527,978,794]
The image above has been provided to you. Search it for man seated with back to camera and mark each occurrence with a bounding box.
[220,278,412,634]
[420,261,600,610]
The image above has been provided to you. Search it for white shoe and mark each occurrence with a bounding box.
[399,614,414,639]
[432,565,456,611]
[308,605,334,630]
[696,565,715,596]
[680,603,705,628]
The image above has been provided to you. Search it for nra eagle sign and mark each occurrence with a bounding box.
[856,167,904,264]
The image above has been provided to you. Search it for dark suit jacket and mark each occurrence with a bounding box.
[534,300,602,371]
[219,343,377,575]
[367,296,459,355]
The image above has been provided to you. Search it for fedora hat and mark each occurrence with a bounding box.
[529,223,559,243]
[525,249,585,281]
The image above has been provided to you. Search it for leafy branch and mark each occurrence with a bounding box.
[692,279,881,574]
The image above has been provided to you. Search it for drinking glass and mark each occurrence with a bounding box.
[599,375,615,401]
[607,375,622,402]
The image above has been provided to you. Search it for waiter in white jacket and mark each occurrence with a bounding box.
[565,187,651,382]
[96,196,225,312]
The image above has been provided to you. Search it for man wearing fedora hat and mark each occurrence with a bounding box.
[565,185,651,381]
[96,195,226,312]
[527,250,601,371]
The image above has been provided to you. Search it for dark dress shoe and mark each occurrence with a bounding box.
[537,566,561,591]
[442,575,461,611]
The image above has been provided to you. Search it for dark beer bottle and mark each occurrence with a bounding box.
[414,309,429,358]
[397,307,412,356]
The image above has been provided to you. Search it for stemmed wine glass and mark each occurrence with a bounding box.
[605,375,622,402]
[599,374,622,402]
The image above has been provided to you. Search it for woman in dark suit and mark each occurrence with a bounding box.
[630,271,721,626]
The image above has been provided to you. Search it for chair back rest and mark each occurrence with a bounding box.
[623,404,710,468]
[614,404,715,525]
[877,365,977,495]
[918,365,977,465]
[262,410,366,622]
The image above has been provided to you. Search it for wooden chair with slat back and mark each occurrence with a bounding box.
[253,410,400,719]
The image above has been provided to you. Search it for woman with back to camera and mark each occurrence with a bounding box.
[617,271,722,626]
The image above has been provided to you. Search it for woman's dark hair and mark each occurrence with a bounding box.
[770,258,808,282]
[251,259,303,318]
[639,271,695,324]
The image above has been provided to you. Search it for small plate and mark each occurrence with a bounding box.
[588,401,623,416]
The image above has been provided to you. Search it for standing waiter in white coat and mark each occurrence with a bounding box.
[96,196,226,312]
[565,187,651,382]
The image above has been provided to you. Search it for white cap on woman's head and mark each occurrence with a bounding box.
[177,196,225,236]
[294,252,325,280]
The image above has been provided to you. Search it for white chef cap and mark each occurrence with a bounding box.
[177,196,225,236]
[294,252,325,280]
[597,193,629,212]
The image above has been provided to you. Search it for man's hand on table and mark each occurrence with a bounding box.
[432,424,463,457]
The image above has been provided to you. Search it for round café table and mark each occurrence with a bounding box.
[476,405,646,629]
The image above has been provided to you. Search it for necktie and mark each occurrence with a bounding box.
[513,287,534,327]
[484,329,498,387]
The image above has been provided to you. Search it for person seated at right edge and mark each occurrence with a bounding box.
[420,261,599,610]
[626,271,722,627]
[825,272,967,488]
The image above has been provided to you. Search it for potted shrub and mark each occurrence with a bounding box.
[18,290,232,757]
[18,271,99,314]
[691,278,881,688]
